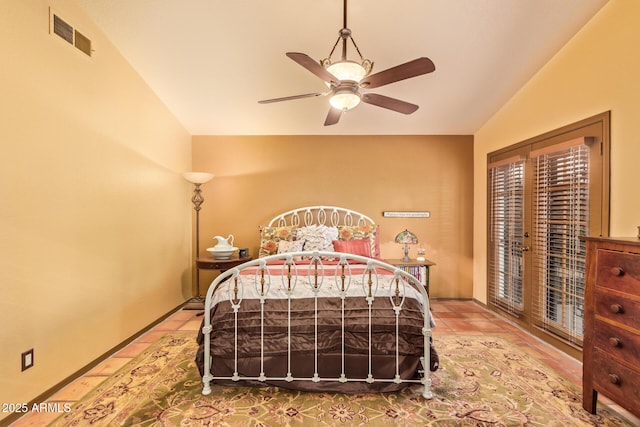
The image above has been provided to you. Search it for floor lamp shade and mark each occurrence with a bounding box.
[183,172,214,184]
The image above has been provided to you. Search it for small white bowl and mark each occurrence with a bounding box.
[206,246,238,260]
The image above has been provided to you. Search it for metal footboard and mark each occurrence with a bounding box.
[201,251,433,399]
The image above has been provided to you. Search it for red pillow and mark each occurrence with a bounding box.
[332,237,372,257]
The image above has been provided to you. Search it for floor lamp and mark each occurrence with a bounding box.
[183,172,214,309]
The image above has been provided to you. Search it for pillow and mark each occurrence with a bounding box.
[296,225,339,252]
[277,239,304,254]
[259,226,298,257]
[332,237,372,257]
[373,225,381,258]
[337,224,379,258]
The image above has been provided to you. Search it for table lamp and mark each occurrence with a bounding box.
[395,229,418,262]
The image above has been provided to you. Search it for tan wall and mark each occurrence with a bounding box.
[0,0,192,417]
[473,0,640,303]
[192,135,474,300]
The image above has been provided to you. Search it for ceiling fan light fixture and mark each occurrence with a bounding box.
[329,88,361,111]
[326,60,369,82]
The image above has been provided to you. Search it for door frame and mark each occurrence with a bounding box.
[486,112,610,358]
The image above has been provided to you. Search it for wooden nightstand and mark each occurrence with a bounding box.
[385,258,435,295]
[196,253,252,272]
[185,254,253,311]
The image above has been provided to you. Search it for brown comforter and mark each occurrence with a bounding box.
[195,261,428,393]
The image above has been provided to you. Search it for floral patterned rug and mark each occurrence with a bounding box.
[49,332,633,426]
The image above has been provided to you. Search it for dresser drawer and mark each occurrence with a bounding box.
[594,320,640,366]
[594,290,640,331]
[593,350,640,415]
[596,250,640,294]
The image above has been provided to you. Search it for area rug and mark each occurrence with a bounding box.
[49,332,633,426]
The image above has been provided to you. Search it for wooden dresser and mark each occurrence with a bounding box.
[582,237,640,417]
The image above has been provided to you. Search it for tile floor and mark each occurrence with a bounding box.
[8,300,639,426]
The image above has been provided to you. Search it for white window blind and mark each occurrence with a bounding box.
[488,158,525,315]
[532,142,589,345]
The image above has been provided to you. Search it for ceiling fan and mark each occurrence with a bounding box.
[258,0,436,126]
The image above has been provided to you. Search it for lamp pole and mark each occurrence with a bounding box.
[191,182,205,263]
[183,172,214,307]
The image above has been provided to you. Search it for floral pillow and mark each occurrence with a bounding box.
[337,224,379,258]
[259,226,298,257]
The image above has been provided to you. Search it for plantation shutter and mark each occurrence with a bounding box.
[488,157,525,315]
[531,138,590,345]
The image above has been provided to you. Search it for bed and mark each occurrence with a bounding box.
[196,206,434,398]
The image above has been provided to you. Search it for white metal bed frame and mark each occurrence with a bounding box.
[200,206,433,398]
[267,205,375,228]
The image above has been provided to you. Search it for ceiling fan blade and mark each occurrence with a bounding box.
[324,107,342,126]
[258,92,326,104]
[361,93,419,114]
[360,57,435,89]
[286,52,339,85]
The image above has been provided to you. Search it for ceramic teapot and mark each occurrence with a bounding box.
[213,234,234,249]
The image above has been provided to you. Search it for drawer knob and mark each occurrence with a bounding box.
[608,374,621,385]
[610,304,624,314]
[610,266,625,276]
[608,337,622,347]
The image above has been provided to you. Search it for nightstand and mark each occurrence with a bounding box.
[196,253,252,273]
[385,258,435,295]
[185,254,253,311]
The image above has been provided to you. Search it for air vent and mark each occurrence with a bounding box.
[74,30,92,56]
[53,14,73,44]
[50,9,92,57]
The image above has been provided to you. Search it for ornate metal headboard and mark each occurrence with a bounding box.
[267,205,375,228]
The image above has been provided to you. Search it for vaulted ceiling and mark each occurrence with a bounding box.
[77,0,608,135]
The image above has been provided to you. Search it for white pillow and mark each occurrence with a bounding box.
[277,239,304,254]
[296,225,339,252]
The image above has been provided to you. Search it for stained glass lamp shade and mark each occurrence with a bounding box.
[395,229,419,262]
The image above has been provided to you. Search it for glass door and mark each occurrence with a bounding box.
[486,113,609,355]
[487,155,527,319]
